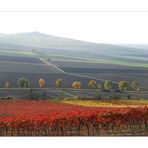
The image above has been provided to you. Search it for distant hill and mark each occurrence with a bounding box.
[121,44,148,50]
[0,31,98,50]
[0,32,147,53]
[0,31,148,67]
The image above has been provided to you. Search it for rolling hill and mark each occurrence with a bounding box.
[0,32,147,68]
[0,32,147,89]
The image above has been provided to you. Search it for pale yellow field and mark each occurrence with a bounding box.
[60,100,148,108]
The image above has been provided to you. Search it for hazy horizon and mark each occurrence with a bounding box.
[0,12,148,44]
[0,31,148,47]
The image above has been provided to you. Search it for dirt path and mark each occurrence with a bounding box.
[39,58,66,73]
[39,58,112,82]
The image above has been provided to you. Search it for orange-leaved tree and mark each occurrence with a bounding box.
[72,81,81,89]
[39,78,46,88]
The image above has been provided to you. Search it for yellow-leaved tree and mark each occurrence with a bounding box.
[56,79,63,88]
[88,80,97,88]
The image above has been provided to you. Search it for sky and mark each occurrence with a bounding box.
[0,0,148,44]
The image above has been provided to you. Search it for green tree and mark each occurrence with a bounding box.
[119,81,128,91]
[17,77,30,88]
[104,80,112,91]
[88,80,97,89]
[131,80,140,91]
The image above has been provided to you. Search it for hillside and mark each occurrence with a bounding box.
[0,32,147,89]
[0,31,147,53]
[0,32,148,68]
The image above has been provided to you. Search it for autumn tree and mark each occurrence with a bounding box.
[39,78,46,88]
[56,79,63,88]
[119,81,128,91]
[72,81,81,89]
[17,77,30,88]
[131,80,140,91]
[88,80,97,89]
[104,80,112,91]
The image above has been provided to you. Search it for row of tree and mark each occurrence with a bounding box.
[4,77,140,91]
[90,80,140,91]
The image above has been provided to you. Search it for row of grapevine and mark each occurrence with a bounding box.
[0,100,147,136]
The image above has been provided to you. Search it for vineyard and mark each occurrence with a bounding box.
[0,100,148,136]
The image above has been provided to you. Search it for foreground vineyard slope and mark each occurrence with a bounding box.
[0,100,148,136]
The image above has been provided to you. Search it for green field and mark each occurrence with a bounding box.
[0,49,36,58]
[1,49,148,68]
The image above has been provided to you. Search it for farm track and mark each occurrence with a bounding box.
[67,72,117,83]
[39,58,112,82]
[39,58,66,73]
[0,87,148,92]
[39,58,117,82]
[0,88,148,99]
